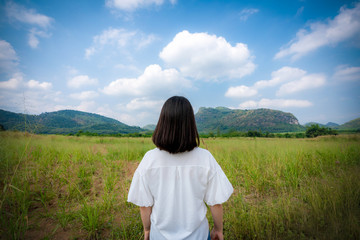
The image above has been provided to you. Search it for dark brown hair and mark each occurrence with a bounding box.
[152,96,200,154]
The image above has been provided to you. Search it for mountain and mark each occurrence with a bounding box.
[195,107,305,133]
[0,109,143,134]
[339,118,360,130]
[325,122,340,128]
[2,108,358,135]
[304,120,360,130]
[304,122,339,128]
[304,122,320,127]
[143,124,156,131]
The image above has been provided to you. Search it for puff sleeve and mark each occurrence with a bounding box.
[127,170,154,207]
[204,160,234,206]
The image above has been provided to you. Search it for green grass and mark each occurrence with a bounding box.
[0,132,359,239]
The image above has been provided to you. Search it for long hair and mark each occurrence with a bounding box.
[152,96,200,154]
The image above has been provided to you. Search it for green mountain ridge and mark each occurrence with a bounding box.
[195,107,305,133]
[339,118,360,130]
[305,119,360,130]
[304,122,340,128]
[1,108,359,135]
[0,109,143,134]
[143,124,156,131]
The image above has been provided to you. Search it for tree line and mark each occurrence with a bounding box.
[0,123,341,138]
[200,124,338,138]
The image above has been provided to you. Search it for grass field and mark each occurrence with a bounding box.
[0,132,359,239]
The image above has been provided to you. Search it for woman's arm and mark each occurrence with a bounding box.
[140,206,152,240]
[210,204,224,240]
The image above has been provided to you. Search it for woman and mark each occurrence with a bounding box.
[128,96,233,240]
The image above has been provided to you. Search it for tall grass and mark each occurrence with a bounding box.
[0,132,359,239]
[206,136,360,239]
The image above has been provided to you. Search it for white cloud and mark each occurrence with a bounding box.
[226,66,325,99]
[0,73,23,89]
[28,28,51,49]
[59,100,161,126]
[333,65,360,81]
[114,98,165,126]
[159,30,255,80]
[85,28,156,58]
[70,91,99,100]
[94,28,136,46]
[118,113,137,125]
[239,98,313,109]
[27,79,52,90]
[102,64,191,96]
[275,3,360,60]
[66,66,79,76]
[0,72,52,90]
[225,85,258,98]
[254,67,306,88]
[276,74,326,95]
[5,1,53,28]
[137,34,158,49]
[76,101,97,112]
[67,75,98,89]
[0,77,21,89]
[0,40,18,73]
[0,87,63,115]
[239,8,259,21]
[5,2,53,49]
[105,0,175,11]
[53,101,98,114]
[85,47,96,59]
[126,97,164,110]
[0,40,18,61]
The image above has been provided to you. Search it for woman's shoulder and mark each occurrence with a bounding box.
[192,147,213,157]
[144,147,161,156]
[192,147,220,168]
[135,148,159,171]
[141,148,162,162]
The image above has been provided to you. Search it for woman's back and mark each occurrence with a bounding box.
[127,96,233,240]
[128,147,233,240]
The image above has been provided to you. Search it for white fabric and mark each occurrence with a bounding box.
[127,147,233,240]
[150,216,209,240]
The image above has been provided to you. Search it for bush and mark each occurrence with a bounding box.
[246,131,262,137]
[295,132,306,138]
[305,124,338,138]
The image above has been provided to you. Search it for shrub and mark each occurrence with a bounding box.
[305,124,338,138]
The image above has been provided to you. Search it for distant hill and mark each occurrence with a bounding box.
[1,108,358,135]
[143,124,156,131]
[338,118,360,130]
[304,122,340,128]
[325,122,340,128]
[0,109,143,134]
[195,107,305,133]
[304,119,360,131]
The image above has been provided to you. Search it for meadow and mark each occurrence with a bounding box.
[0,132,359,239]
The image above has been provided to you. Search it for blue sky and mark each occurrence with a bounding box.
[0,0,359,127]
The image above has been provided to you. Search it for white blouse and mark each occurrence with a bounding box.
[127,147,233,240]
